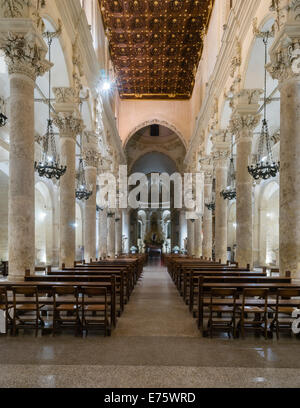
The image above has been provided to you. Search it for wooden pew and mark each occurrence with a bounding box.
[195,278,299,332]
[56,267,131,303]
[189,275,292,313]
[182,269,267,304]
[0,280,117,330]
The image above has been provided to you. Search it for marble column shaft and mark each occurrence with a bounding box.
[8,72,35,279]
[107,212,116,258]
[212,130,230,264]
[266,5,300,277]
[84,166,97,262]
[194,217,202,258]
[203,181,213,259]
[98,208,108,259]
[231,90,261,268]
[3,25,50,279]
[122,209,130,254]
[187,219,195,257]
[115,210,123,256]
[53,88,83,268]
[277,78,300,276]
[215,160,228,263]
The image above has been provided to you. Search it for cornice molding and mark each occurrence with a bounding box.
[184,0,261,165]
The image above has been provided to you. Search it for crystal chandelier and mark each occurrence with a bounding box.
[35,25,66,180]
[248,33,280,181]
[76,158,93,201]
[221,137,236,201]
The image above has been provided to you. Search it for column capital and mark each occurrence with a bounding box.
[52,87,84,138]
[52,113,84,139]
[267,1,300,84]
[199,155,214,184]
[0,20,51,81]
[83,148,99,168]
[230,89,262,141]
[211,130,231,166]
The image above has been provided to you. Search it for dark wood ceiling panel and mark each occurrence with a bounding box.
[99,0,214,100]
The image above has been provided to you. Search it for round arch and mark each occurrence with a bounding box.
[130,151,178,175]
[124,119,187,150]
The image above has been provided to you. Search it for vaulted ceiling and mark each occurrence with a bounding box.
[99,0,214,100]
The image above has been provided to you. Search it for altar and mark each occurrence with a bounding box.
[145,243,163,256]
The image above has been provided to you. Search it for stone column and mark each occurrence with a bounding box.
[0,20,50,279]
[122,209,130,254]
[179,209,187,250]
[115,210,123,256]
[53,88,83,268]
[187,217,195,257]
[201,158,213,259]
[83,141,99,262]
[107,211,116,258]
[267,3,300,277]
[212,130,231,264]
[98,207,108,259]
[194,217,202,258]
[230,89,262,268]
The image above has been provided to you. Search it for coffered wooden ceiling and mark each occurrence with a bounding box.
[99,0,214,100]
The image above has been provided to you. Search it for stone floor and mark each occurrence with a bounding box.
[1,257,300,388]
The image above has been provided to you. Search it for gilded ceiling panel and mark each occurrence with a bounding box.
[99,0,214,99]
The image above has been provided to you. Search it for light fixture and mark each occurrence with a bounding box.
[102,81,111,91]
[35,24,66,180]
[221,136,236,201]
[248,32,280,181]
[0,101,7,127]
[205,202,215,211]
[75,158,93,201]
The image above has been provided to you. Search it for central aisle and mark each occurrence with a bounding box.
[1,258,300,387]
[114,257,200,337]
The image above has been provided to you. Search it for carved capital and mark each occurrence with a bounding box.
[268,1,300,84]
[52,113,84,138]
[230,113,261,139]
[0,31,51,80]
[199,155,213,184]
[53,87,77,104]
[0,0,31,18]
[82,149,100,168]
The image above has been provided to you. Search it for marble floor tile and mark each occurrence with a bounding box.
[0,258,299,388]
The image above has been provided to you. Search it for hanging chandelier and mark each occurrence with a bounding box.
[205,202,215,211]
[221,137,236,201]
[35,25,66,180]
[76,158,93,201]
[0,99,7,127]
[248,33,280,181]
